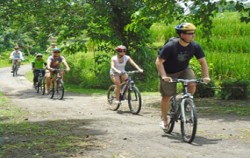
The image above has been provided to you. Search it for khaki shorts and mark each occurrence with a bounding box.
[159,67,196,96]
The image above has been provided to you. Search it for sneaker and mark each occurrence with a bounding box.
[114,100,120,104]
[159,121,167,130]
[46,89,50,95]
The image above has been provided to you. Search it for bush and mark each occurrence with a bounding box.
[194,81,215,98]
[220,80,249,100]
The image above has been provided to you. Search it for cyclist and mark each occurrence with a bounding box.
[45,48,70,94]
[110,45,143,103]
[9,45,24,72]
[155,22,211,129]
[32,53,47,88]
[46,43,56,54]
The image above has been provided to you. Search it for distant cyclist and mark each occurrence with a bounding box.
[110,45,143,103]
[32,53,47,88]
[45,48,70,94]
[9,45,24,72]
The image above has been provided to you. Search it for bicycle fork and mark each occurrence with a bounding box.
[180,96,194,123]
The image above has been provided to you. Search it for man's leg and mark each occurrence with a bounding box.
[161,96,171,127]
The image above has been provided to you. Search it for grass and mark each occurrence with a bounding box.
[0,92,102,157]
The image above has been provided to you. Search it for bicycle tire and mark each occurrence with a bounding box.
[56,79,64,100]
[41,78,46,95]
[164,96,177,134]
[36,81,41,93]
[128,86,141,114]
[107,85,120,111]
[49,82,55,99]
[13,64,17,77]
[180,99,197,143]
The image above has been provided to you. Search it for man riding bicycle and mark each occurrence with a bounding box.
[45,48,70,94]
[155,23,211,129]
[9,45,24,72]
[32,53,47,88]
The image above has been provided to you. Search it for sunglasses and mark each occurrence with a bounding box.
[53,51,60,53]
[118,49,126,52]
[184,32,195,35]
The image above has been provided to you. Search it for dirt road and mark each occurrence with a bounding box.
[1,65,250,158]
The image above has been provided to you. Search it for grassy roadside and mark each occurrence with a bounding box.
[0,92,103,157]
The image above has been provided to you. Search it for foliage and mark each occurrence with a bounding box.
[220,80,249,100]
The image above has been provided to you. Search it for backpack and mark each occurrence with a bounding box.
[158,37,195,55]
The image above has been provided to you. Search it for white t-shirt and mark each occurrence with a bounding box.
[110,55,130,75]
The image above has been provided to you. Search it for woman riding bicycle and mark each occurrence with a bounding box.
[110,45,143,104]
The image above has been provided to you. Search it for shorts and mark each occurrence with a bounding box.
[159,67,196,97]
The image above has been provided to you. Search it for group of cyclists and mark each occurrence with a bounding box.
[9,22,211,130]
[10,45,70,95]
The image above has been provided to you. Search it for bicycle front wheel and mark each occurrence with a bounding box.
[56,80,64,100]
[128,86,141,114]
[164,96,177,134]
[49,82,55,99]
[107,85,120,111]
[13,65,17,77]
[180,99,197,143]
[41,78,46,95]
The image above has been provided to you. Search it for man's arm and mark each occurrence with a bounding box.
[198,57,210,83]
[155,57,172,82]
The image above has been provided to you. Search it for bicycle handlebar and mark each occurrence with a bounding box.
[172,78,205,84]
[120,70,141,75]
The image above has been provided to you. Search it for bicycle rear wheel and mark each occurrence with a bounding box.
[128,86,141,114]
[107,85,120,111]
[164,96,177,134]
[56,80,64,100]
[180,99,197,143]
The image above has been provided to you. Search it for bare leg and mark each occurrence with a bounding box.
[161,96,171,126]
[188,83,196,95]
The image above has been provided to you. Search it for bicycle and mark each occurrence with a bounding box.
[34,68,46,95]
[49,69,65,100]
[12,59,20,77]
[107,70,142,114]
[164,78,204,143]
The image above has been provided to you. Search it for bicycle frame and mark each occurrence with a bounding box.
[164,78,204,143]
[49,69,65,100]
[107,70,142,114]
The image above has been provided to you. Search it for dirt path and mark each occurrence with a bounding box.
[1,65,250,158]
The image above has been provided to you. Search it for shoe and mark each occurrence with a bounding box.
[114,100,120,104]
[159,121,168,130]
[46,89,50,95]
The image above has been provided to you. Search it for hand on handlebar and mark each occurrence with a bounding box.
[203,77,211,84]
[66,68,70,72]
[138,69,144,73]
[162,76,173,82]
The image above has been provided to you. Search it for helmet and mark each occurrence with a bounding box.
[36,53,43,57]
[14,45,19,49]
[175,23,196,34]
[53,47,60,52]
[115,45,127,52]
